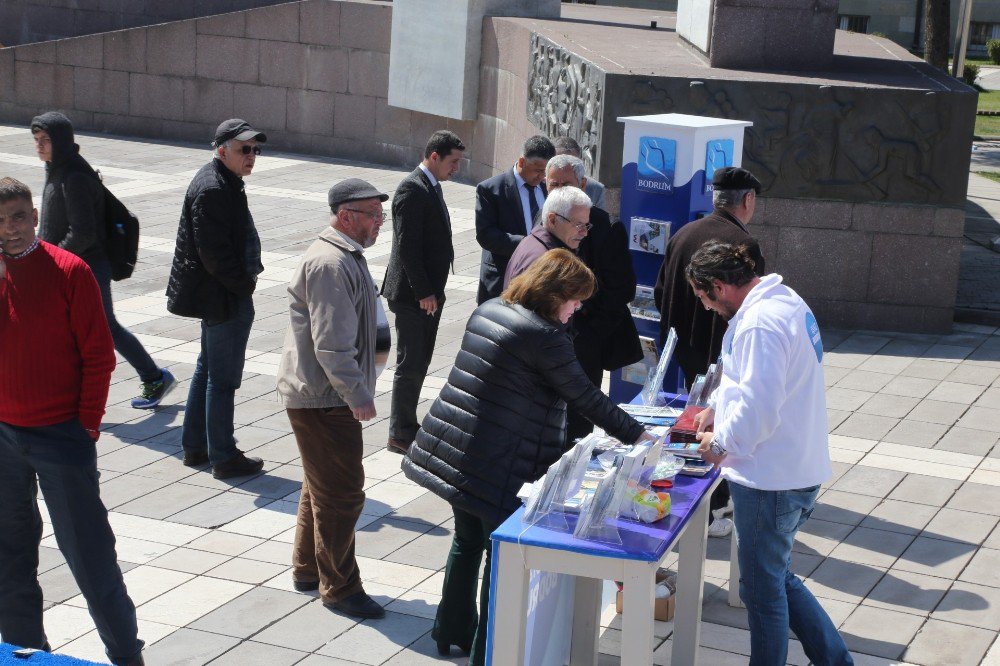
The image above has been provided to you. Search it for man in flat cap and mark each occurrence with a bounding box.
[167,119,266,479]
[277,178,388,619]
[654,166,766,537]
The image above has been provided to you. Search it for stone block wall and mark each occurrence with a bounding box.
[0,0,297,47]
[0,0,533,182]
[751,198,964,332]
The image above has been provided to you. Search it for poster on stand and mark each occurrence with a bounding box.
[704,138,735,194]
[629,217,670,255]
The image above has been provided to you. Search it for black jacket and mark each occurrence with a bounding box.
[33,112,106,266]
[402,299,646,524]
[653,209,765,376]
[577,207,642,371]
[381,167,452,303]
[166,159,259,321]
[474,169,545,304]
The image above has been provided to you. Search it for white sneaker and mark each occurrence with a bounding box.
[708,517,734,538]
[712,499,734,522]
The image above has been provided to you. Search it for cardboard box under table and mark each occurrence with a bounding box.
[486,468,722,665]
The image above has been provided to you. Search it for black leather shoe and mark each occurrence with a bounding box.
[182,450,209,467]
[436,640,472,656]
[325,591,385,619]
[212,452,264,479]
[293,579,319,592]
[386,438,411,455]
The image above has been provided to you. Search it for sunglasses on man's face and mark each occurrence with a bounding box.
[237,145,262,156]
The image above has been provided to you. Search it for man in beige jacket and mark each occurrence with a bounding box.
[277,178,388,619]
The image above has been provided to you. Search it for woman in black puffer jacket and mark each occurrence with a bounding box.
[402,249,647,665]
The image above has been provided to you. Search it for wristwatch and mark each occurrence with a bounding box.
[709,441,727,458]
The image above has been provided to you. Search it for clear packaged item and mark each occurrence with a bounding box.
[641,327,678,406]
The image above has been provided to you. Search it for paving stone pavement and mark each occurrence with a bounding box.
[2,123,1000,665]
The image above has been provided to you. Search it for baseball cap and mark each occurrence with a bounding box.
[212,119,267,148]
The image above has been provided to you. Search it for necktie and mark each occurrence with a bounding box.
[434,183,450,228]
[524,182,539,232]
[435,182,454,273]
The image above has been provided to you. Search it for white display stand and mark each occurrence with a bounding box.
[611,113,753,402]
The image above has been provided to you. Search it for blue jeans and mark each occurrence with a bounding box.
[730,482,853,666]
[182,296,254,465]
[0,420,143,665]
[90,259,161,384]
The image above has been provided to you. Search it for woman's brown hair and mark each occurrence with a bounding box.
[501,248,596,322]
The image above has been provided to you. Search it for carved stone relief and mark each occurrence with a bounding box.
[527,34,605,178]
[613,78,973,205]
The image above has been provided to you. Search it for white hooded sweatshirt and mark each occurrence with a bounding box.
[709,274,832,491]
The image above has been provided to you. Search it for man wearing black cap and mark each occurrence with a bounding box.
[654,166,766,536]
[166,119,267,479]
[277,178,389,619]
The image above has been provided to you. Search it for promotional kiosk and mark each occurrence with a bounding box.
[611,113,753,402]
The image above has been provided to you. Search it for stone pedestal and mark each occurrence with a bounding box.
[387,0,560,120]
[678,0,838,71]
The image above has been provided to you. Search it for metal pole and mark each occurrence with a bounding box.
[951,0,975,78]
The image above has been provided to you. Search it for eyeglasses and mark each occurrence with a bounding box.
[345,209,387,223]
[238,145,263,156]
[554,213,592,232]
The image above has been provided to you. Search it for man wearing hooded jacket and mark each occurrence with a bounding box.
[30,112,174,410]
[690,241,852,666]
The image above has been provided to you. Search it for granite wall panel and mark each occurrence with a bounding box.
[0,0,290,46]
[245,3,300,43]
[147,22,197,77]
[182,78,235,124]
[104,30,146,73]
[304,46,348,93]
[128,73,185,121]
[300,0,341,47]
[287,89,335,135]
[196,35,259,84]
[74,67,129,115]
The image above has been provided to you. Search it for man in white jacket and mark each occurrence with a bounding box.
[688,241,853,666]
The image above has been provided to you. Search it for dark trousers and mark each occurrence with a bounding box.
[434,506,501,666]
[567,332,603,444]
[387,298,443,442]
[182,296,254,465]
[0,420,142,665]
[90,259,160,384]
[287,407,365,604]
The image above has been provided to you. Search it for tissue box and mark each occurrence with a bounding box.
[615,589,675,621]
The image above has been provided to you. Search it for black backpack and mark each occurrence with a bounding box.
[94,170,140,281]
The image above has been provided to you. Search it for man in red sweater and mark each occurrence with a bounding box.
[0,177,144,666]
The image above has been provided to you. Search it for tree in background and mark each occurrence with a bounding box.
[924,0,950,70]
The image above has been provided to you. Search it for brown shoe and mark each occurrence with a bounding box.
[386,438,411,455]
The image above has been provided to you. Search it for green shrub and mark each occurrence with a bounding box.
[988,39,1000,64]
[965,62,981,86]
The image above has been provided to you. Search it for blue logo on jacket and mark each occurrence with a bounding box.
[805,311,822,362]
[637,136,676,194]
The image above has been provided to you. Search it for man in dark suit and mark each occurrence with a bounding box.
[381,130,465,455]
[545,155,642,442]
[474,135,555,304]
